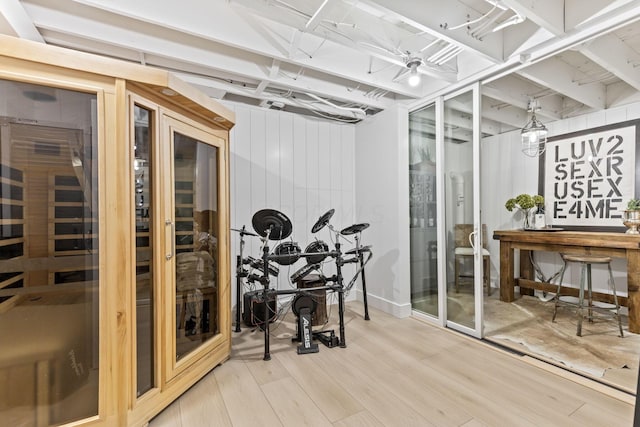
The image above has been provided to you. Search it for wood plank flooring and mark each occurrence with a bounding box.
[149,302,635,427]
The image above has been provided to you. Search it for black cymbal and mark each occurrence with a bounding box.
[311,209,335,233]
[231,226,258,237]
[345,245,372,255]
[251,209,293,240]
[341,222,370,235]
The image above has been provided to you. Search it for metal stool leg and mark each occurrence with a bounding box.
[586,263,594,323]
[577,263,586,337]
[607,263,624,338]
[552,261,567,323]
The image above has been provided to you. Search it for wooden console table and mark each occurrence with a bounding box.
[493,229,640,333]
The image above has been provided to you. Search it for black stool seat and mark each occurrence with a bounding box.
[552,253,624,337]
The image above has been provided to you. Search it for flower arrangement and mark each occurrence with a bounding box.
[627,198,640,211]
[624,198,640,234]
[505,194,544,229]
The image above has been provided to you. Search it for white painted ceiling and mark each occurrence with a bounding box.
[1,0,640,131]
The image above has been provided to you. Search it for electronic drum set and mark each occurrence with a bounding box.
[232,208,373,360]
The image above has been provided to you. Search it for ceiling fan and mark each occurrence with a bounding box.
[395,54,423,87]
[359,34,460,87]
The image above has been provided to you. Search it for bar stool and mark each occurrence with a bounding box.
[552,254,624,337]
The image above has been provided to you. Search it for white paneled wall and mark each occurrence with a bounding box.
[482,100,640,299]
[225,102,356,310]
[354,105,412,317]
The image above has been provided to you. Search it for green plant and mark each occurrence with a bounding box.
[505,194,545,229]
[505,194,544,212]
[627,198,640,211]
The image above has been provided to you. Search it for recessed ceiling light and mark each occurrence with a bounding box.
[161,88,177,96]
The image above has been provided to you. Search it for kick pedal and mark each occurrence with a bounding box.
[313,330,339,348]
[295,308,318,354]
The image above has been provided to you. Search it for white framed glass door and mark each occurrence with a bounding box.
[441,83,483,337]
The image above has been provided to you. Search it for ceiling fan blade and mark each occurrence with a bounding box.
[392,67,410,82]
[357,41,398,56]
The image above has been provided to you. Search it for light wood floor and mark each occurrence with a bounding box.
[149,302,635,427]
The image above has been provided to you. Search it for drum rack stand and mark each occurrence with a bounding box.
[232,209,372,361]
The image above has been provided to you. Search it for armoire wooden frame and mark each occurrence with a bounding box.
[0,34,234,427]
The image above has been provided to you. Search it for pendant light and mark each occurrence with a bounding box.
[521,99,547,157]
[406,58,422,87]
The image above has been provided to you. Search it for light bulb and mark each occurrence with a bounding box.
[407,64,421,87]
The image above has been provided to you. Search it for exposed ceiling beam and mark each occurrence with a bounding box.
[304,0,333,31]
[501,0,564,36]
[181,72,366,119]
[361,0,505,62]
[36,0,423,97]
[517,56,606,110]
[482,76,563,120]
[502,19,554,59]
[32,7,401,111]
[580,33,640,92]
[0,0,44,42]
[565,0,636,30]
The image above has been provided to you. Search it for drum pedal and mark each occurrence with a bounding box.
[296,308,319,354]
[313,330,339,348]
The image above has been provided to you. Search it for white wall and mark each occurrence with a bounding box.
[225,102,357,311]
[354,105,412,317]
[482,100,640,297]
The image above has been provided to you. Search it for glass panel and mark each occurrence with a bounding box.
[0,80,99,425]
[173,132,219,361]
[409,103,438,316]
[444,91,476,329]
[134,106,154,396]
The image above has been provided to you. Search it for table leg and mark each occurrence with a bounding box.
[627,249,640,334]
[520,249,534,296]
[500,241,514,302]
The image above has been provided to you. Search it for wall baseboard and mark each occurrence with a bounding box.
[354,289,411,318]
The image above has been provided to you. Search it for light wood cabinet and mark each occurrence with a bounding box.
[0,35,234,427]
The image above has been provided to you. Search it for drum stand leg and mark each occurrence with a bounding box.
[353,234,370,321]
[334,240,347,348]
[234,232,248,332]
[359,253,370,321]
[338,287,346,348]
[235,254,244,332]
[263,289,271,361]
[261,244,272,361]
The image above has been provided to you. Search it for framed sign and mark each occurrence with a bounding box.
[538,119,640,231]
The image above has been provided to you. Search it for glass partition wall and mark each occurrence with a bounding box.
[409,65,640,392]
[444,89,482,333]
[0,80,99,426]
[409,103,438,316]
[409,86,483,337]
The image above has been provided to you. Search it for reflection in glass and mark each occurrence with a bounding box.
[173,132,219,360]
[409,103,438,316]
[444,92,475,329]
[134,105,154,396]
[0,79,99,425]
